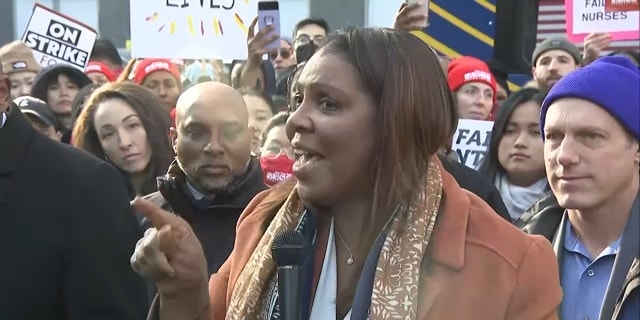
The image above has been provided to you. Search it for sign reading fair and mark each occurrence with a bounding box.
[22,4,97,70]
[565,0,640,42]
[452,119,494,169]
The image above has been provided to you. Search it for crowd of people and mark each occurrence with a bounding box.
[0,2,638,320]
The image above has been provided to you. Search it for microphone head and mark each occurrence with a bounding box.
[271,230,310,267]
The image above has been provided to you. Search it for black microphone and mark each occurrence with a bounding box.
[271,230,310,320]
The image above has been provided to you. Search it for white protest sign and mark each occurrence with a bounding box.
[22,4,97,70]
[130,0,258,60]
[565,0,640,42]
[452,119,494,169]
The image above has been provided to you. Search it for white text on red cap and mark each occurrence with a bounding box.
[463,70,492,83]
[144,61,170,74]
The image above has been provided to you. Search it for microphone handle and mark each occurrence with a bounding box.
[277,265,303,320]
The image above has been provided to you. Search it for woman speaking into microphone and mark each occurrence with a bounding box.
[130,27,562,320]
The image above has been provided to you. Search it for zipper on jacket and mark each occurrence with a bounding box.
[613,267,640,315]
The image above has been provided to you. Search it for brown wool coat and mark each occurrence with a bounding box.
[208,166,562,319]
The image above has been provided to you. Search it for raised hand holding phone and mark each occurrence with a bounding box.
[258,1,281,51]
[404,0,430,29]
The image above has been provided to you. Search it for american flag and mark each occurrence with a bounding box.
[537,0,639,55]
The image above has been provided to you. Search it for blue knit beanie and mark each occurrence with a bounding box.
[540,56,640,140]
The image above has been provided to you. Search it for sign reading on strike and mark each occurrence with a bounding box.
[22,4,97,70]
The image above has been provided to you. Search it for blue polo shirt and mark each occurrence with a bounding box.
[561,219,621,320]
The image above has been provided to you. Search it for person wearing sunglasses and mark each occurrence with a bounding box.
[269,36,296,79]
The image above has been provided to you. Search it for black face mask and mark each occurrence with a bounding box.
[295,42,319,64]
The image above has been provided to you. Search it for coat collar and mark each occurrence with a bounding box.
[427,159,469,271]
[0,104,36,175]
[156,157,267,220]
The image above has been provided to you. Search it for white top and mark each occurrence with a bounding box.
[1,113,6,128]
[309,218,352,320]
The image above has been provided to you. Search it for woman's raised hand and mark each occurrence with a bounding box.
[130,198,210,317]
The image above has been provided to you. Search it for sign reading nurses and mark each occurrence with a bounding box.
[130,0,258,60]
[565,0,640,42]
[21,4,97,70]
[451,119,494,169]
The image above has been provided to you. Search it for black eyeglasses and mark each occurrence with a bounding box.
[269,48,292,61]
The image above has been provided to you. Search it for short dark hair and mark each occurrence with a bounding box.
[90,39,123,66]
[71,83,101,120]
[238,87,277,114]
[293,18,330,39]
[260,111,290,147]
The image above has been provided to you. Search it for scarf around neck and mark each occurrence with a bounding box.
[495,173,548,221]
[226,157,444,319]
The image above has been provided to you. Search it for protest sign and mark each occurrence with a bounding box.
[130,0,258,60]
[565,0,640,42]
[22,4,97,70]
[452,119,494,169]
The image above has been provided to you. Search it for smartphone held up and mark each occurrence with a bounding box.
[405,0,430,29]
[258,1,281,51]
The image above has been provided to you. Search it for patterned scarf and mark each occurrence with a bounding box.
[227,158,443,319]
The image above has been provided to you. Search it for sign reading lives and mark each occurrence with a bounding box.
[565,0,640,42]
[22,4,97,70]
[451,119,494,169]
[130,0,258,60]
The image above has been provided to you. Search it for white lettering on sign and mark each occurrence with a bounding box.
[46,20,81,45]
[24,31,88,68]
[21,4,97,70]
[567,0,639,39]
[463,70,492,83]
[451,119,494,169]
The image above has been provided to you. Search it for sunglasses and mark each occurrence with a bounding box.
[295,35,327,47]
[269,48,292,61]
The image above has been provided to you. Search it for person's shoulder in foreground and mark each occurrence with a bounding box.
[209,165,561,319]
[2,111,149,320]
[55,142,150,320]
[438,153,511,222]
[416,165,561,319]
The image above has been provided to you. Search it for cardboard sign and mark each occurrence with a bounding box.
[565,0,640,42]
[451,119,494,169]
[130,0,258,60]
[21,4,97,70]
[605,0,640,12]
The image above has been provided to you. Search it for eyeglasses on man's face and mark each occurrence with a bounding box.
[294,34,327,48]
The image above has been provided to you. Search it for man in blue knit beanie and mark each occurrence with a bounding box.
[521,56,639,320]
